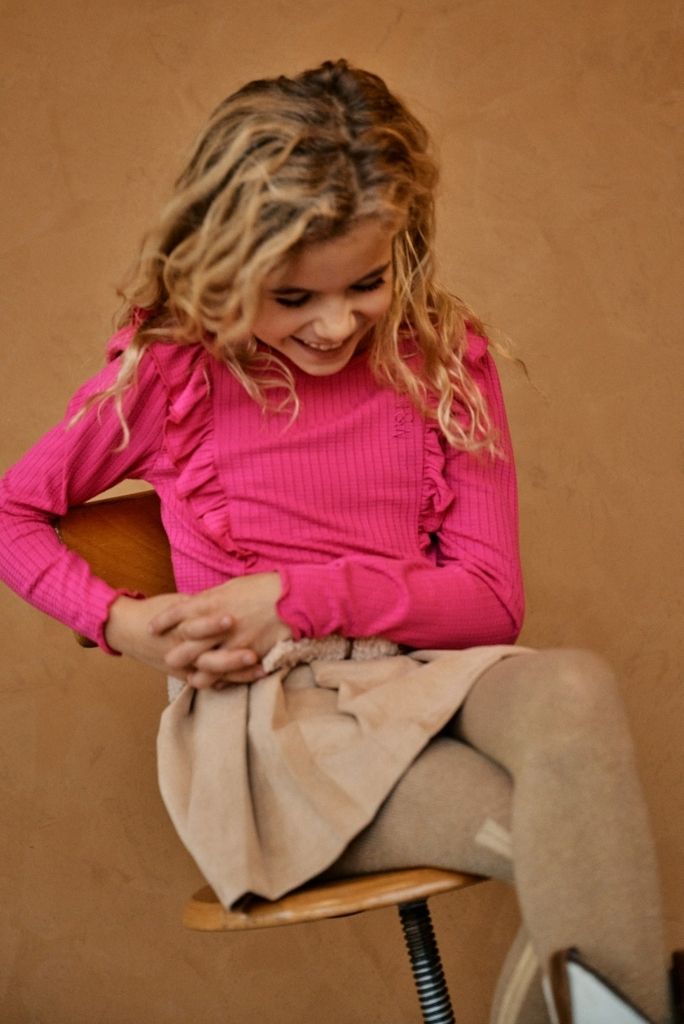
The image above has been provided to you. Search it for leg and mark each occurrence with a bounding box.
[322,735,515,883]
[322,733,550,1023]
[453,648,669,1022]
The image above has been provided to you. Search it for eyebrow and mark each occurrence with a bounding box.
[270,261,391,295]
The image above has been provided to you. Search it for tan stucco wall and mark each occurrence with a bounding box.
[1,2,681,1021]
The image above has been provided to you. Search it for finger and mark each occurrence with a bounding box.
[166,641,260,675]
[164,636,225,670]
[176,614,234,640]
[188,669,224,689]
[193,647,260,674]
[147,599,193,635]
[148,596,220,635]
[210,665,269,689]
[190,666,263,689]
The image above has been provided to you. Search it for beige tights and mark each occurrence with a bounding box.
[322,648,669,1023]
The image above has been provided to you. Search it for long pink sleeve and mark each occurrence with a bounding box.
[276,348,523,648]
[0,352,164,650]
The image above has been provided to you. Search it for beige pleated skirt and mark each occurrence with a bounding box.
[157,642,528,909]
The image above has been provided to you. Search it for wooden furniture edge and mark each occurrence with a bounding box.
[183,868,487,931]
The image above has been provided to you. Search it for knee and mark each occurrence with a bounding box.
[535,646,617,696]
[524,647,627,742]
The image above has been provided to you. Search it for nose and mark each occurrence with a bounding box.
[312,298,358,344]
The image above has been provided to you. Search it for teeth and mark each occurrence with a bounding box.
[296,338,345,352]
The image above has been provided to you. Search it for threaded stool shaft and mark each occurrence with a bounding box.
[398,899,456,1024]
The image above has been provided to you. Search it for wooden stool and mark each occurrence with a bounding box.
[185,868,486,1023]
[59,490,490,1022]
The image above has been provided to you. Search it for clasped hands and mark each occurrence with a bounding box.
[104,572,291,689]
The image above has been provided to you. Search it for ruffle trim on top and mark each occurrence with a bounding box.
[151,343,255,561]
[419,418,454,552]
[107,322,252,562]
[417,328,489,554]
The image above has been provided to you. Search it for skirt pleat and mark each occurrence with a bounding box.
[157,644,528,908]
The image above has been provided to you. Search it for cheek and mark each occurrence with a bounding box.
[253,308,298,339]
[366,289,393,320]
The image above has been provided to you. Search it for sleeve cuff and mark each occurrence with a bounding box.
[95,587,145,655]
[276,564,335,639]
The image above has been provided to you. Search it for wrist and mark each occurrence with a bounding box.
[104,594,140,655]
[267,572,292,644]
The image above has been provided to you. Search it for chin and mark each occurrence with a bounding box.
[293,354,355,376]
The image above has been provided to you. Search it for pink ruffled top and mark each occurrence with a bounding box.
[0,326,524,652]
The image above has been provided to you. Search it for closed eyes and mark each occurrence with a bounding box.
[273,277,387,309]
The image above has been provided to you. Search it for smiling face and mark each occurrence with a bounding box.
[250,218,396,376]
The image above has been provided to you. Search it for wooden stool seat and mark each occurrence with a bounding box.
[183,868,486,931]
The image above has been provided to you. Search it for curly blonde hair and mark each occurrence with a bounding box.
[101,59,499,453]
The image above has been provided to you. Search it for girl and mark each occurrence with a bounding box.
[0,60,672,1023]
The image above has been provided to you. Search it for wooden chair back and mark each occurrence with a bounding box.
[58,489,175,646]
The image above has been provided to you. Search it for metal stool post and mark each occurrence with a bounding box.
[398,899,456,1023]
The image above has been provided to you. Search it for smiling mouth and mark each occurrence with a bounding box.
[292,336,351,353]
